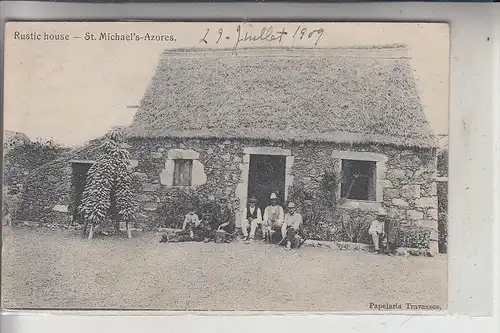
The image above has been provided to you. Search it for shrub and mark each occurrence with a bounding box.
[287,170,337,240]
[4,139,69,187]
[338,209,374,244]
[397,227,431,249]
[288,162,372,243]
[157,188,207,229]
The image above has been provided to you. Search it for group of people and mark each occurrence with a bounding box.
[163,192,392,254]
[163,197,236,244]
[163,193,304,250]
[241,193,304,250]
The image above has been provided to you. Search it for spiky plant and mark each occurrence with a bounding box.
[78,131,135,239]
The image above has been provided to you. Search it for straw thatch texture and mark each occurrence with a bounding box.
[127,46,436,148]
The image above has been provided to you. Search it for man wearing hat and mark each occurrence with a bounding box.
[369,207,388,254]
[281,202,303,250]
[241,196,262,241]
[262,193,284,243]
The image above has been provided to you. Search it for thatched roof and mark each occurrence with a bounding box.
[127,46,436,148]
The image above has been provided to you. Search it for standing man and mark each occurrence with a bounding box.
[262,193,284,243]
[281,202,303,250]
[216,197,236,234]
[368,208,387,254]
[241,196,262,241]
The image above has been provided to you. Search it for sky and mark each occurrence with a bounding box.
[4,22,449,147]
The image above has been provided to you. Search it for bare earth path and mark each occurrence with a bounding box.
[1,226,447,311]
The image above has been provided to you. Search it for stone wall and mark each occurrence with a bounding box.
[14,135,438,252]
[126,137,438,252]
[127,138,243,230]
[382,149,438,252]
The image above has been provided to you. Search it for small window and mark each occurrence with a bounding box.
[341,159,377,201]
[173,159,193,186]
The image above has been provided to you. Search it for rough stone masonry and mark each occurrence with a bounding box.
[125,137,439,252]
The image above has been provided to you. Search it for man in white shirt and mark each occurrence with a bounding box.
[368,207,387,254]
[262,193,284,243]
[182,211,201,239]
[282,202,303,250]
[241,196,262,241]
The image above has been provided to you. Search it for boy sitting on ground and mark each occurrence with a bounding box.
[160,211,203,243]
[182,211,201,239]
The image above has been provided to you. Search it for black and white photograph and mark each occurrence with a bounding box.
[2,22,449,311]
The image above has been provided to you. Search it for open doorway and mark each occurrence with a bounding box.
[70,160,94,223]
[247,154,286,211]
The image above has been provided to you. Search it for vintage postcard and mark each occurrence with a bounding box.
[2,22,449,312]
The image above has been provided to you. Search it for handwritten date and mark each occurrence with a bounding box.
[200,25,325,52]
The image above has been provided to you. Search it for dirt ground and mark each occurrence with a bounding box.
[1,226,447,311]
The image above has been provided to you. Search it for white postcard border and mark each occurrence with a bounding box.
[0,1,499,333]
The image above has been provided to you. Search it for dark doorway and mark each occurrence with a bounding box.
[247,155,286,211]
[70,161,94,222]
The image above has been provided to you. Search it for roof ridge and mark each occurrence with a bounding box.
[160,45,410,59]
[161,44,408,54]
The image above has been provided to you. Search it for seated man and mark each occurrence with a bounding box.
[262,193,284,243]
[281,202,303,250]
[216,197,236,235]
[369,208,388,254]
[200,211,219,243]
[241,196,262,241]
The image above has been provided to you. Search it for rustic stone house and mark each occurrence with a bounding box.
[124,46,439,252]
[15,46,440,252]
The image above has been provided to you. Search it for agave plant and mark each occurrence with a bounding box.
[78,131,135,240]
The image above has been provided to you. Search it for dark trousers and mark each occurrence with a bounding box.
[221,224,235,234]
[271,226,282,243]
[285,227,302,248]
[202,225,214,239]
[286,227,297,242]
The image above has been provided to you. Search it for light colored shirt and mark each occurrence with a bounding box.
[368,220,384,234]
[241,206,262,225]
[182,212,201,230]
[263,205,284,227]
[282,212,303,236]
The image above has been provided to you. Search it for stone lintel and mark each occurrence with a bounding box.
[243,147,291,156]
[167,149,200,160]
[331,150,388,162]
[340,200,381,211]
